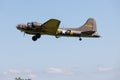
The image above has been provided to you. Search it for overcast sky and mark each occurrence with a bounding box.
[0,0,120,80]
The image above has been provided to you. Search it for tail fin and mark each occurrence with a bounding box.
[79,18,97,32]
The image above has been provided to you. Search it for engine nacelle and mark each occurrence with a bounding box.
[56,29,63,35]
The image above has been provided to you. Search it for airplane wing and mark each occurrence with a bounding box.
[41,19,61,35]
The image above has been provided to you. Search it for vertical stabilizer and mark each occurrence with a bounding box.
[79,18,97,32]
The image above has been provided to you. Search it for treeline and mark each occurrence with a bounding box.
[15,77,31,80]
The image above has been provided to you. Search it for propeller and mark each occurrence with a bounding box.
[23,32,25,36]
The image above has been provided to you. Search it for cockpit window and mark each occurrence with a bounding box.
[27,22,41,29]
[32,22,41,27]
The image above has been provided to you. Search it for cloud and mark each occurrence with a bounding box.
[46,67,74,76]
[24,69,37,78]
[97,66,113,72]
[3,69,21,75]
[2,69,37,79]
[24,69,33,74]
[28,74,37,78]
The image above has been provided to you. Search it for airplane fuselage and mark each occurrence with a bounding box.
[17,18,100,41]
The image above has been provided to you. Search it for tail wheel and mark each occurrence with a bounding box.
[79,37,82,41]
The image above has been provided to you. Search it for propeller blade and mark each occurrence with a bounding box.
[23,32,25,36]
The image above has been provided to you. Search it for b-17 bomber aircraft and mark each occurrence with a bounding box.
[16,18,100,41]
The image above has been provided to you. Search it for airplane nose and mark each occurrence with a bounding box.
[16,25,21,30]
[16,24,27,31]
[16,24,25,31]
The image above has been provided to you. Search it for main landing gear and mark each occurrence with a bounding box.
[32,34,41,41]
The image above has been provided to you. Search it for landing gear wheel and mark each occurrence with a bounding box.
[79,37,82,41]
[32,36,37,41]
[55,35,60,38]
[36,34,41,38]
